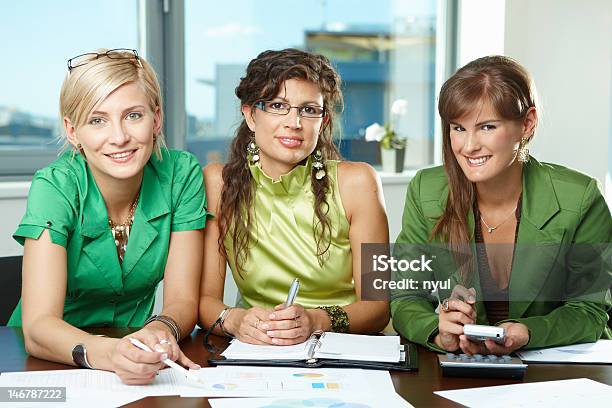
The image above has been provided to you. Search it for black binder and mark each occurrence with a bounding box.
[208,332,418,372]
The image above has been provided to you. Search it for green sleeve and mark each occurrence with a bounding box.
[390,170,445,352]
[502,178,612,349]
[170,152,210,232]
[13,167,78,247]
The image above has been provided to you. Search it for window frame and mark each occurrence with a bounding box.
[0,0,456,177]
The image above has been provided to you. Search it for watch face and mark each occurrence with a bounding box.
[72,344,91,368]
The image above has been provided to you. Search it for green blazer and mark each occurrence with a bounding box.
[8,149,208,328]
[391,157,612,351]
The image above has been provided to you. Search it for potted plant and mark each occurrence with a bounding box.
[365,99,408,173]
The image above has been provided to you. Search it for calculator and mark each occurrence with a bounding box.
[438,352,527,379]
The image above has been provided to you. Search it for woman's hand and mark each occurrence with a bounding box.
[459,322,530,356]
[224,307,274,345]
[435,285,477,352]
[109,327,199,385]
[261,304,316,346]
[484,322,530,354]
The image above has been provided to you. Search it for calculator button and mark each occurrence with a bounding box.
[502,355,512,361]
[446,353,456,360]
[473,354,483,361]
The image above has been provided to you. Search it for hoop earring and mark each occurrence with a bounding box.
[312,149,326,180]
[246,133,260,165]
[517,137,530,163]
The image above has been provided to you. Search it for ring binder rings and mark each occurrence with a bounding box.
[208,332,418,371]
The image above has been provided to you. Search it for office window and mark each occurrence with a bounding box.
[0,0,138,177]
[185,0,439,169]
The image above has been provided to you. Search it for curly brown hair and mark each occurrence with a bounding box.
[218,48,344,278]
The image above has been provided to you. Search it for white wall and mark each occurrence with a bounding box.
[455,0,611,188]
[504,0,611,187]
[0,182,30,257]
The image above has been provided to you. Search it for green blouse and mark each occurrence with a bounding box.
[8,149,208,328]
[225,158,355,309]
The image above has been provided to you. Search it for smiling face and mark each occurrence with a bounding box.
[65,82,160,186]
[242,78,326,179]
[449,99,531,185]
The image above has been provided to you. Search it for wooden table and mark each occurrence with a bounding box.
[1,327,611,407]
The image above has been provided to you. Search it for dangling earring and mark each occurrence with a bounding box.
[312,149,326,180]
[246,133,260,165]
[518,137,530,163]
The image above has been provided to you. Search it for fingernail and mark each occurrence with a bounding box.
[261,323,269,330]
[507,340,513,347]
[269,314,275,319]
[161,353,168,360]
[272,338,279,344]
[194,364,201,369]
[468,295,476,302]
[267,331,275,337]
[154,345,164,352]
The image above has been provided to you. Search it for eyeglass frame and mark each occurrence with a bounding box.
[67,48,142,72]
[254,101,326,119]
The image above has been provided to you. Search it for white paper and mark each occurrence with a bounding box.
[208,392,415,408]
[516,340,612,364]
[180,366,382,398]
[435,378,612,408]
[0,368,190,407]
[222,333,401,363]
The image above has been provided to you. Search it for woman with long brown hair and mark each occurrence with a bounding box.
[198,49,390,345]
[391,55,611,355]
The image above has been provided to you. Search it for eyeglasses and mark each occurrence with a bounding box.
[67,48,142,72]
[255,101,326,118]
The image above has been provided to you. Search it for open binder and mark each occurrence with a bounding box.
[208,332,418,371]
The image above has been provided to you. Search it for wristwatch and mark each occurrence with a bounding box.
[71,344,92,369]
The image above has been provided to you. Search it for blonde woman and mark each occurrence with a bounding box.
[8,49,207,384]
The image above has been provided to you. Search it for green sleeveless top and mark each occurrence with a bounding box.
[225,158,355,309]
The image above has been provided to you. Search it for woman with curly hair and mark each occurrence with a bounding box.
[199,48,390,345]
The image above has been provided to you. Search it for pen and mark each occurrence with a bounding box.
[128,338,203,384]
[285,278,300,307]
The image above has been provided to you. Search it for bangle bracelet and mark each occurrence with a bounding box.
[317,305,349,333]
[218,307,234,337]
[204,307,235,353]
[143,314,181,341]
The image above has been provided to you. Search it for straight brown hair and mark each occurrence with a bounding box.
[433,55,538,281]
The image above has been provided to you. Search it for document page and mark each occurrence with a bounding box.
[180,366,376,398]
[516,340,612,364]
[314,333,401,362]
[221,333,401,362]
[221,339,310,360]
[208,393,415,408]
[435,378,612,408]
[0,368,189,407]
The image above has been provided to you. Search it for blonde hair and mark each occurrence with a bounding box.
[59,48,166,159]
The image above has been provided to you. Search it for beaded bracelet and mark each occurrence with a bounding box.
[317,305,349,333]
[143,314,181,341]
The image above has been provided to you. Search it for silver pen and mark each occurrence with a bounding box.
[285,278,300,307]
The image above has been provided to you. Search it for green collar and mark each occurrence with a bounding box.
[249,157,312,196]
[437,156,560,236]
[77,152,171,238]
